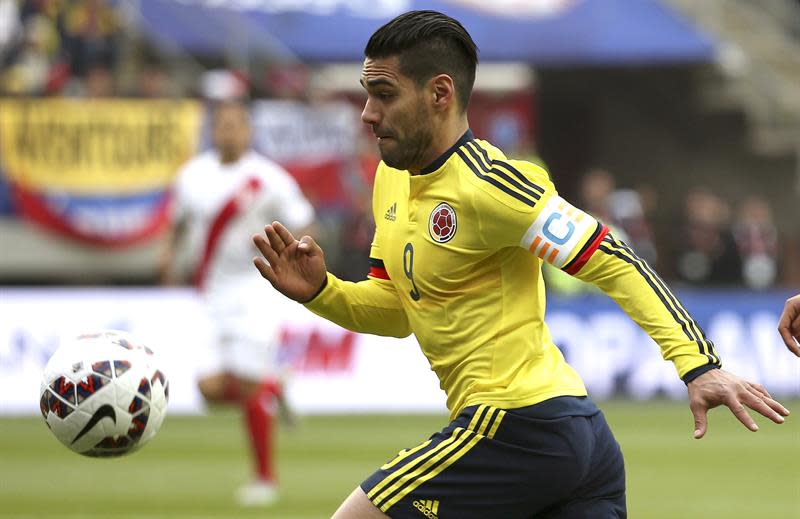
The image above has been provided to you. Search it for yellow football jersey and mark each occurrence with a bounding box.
[306,130,719,418]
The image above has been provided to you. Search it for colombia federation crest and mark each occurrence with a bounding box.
[429,202,457,243]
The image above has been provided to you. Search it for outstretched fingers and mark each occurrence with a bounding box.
[272,221,297,247]
[725,396,759,432]
[265,224,287,255]
[253,256,277,285]
[253,233,281,269]
[725,384,788,434]
[743,385,789,422]
[746,381,772,400]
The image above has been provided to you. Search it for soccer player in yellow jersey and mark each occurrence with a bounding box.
[252,11,792,519]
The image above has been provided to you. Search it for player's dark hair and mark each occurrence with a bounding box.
[365,10,478,112]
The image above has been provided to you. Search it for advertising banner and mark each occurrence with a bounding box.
[0,99,203,245]
[0,288,797,416]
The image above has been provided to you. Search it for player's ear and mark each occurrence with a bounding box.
[430,74,456,111]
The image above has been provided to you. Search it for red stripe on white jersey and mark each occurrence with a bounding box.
[194,177,262,289]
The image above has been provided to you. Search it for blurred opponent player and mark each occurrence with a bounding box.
[252,11,792,519]
[162,100,314,506]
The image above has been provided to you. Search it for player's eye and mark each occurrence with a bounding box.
[375,92,395,101]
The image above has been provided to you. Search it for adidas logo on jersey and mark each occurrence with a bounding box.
[413,499,439,519]
[384,202,397,221]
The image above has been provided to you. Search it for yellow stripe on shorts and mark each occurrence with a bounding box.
[367,427,467,501]
[381,440,432,471]
[376,406,502,512]
[487,409,506,439]
[367,405,490,501]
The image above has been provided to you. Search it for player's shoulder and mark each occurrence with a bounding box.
[181,149,216,170]
[176,150,216,182]
[244,151,295,184]
[457,138,555,213]
[242,150,282,172]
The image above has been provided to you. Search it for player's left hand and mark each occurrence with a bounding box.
[687,369,790,439]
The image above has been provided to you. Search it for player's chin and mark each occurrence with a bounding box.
[378,148,408,170]
[377,137,396,153]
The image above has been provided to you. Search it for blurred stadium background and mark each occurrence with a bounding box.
[0,0,798,517]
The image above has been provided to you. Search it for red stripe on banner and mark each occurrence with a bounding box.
[194,177,262,289]
[564,225,609,275]
[368,266,390,280]
[12,183,171,247]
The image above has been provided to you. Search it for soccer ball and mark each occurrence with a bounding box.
[39,330,169,457]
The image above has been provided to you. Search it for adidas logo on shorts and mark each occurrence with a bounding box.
[413,499,439,519]
[384,202,397,221]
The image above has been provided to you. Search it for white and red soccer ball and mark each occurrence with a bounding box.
[39,330,168,457]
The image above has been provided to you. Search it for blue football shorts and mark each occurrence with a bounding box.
[360,396,626,518]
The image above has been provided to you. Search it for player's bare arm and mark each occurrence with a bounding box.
[686,368,789,439]
[252,221,327,303]
[159,217,187,285]
[778,294,800,357]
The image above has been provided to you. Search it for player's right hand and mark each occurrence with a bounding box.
[778,294,800,357]
[253,221,328,303]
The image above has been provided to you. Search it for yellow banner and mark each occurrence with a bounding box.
[0,99,203,194]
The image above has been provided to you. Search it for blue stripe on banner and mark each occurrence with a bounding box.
[38,189,169,209]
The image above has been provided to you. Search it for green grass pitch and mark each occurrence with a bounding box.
[1,400,798,518]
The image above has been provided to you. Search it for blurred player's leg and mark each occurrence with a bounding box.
[195,325,282,507]
[196,372,229,402]
[240,379,278,491]
[231,337,283,507]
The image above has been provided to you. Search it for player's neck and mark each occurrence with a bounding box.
[409,118,470,176]
[218,149,246,165]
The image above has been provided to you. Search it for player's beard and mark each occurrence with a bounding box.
[378,104,434,172]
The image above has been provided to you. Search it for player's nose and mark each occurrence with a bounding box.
[361,98,381,126]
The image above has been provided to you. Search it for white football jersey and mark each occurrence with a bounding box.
[172,149,314,304]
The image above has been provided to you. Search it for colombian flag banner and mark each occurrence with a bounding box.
[0,99,202,246]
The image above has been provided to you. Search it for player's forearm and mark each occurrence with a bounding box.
[304,272,412,338]
[573,233,721,381]
[159,222,186,285]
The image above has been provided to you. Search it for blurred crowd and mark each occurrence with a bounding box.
[1,0,129,97]
[0,0,321,99]
[568,169,782,291]
[678,187,780,289]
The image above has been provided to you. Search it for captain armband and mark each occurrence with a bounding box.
[519,195,608,275]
